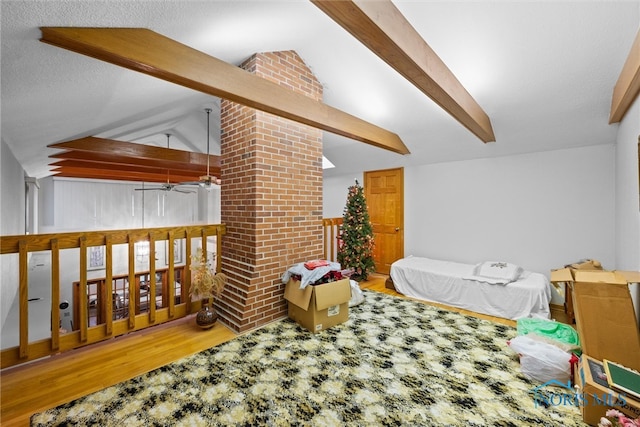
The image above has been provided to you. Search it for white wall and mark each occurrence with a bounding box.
[615,95,640,270]
[40,178,199,233]
[324,144,616,305]
[404,145,615,273]
[614,95,640,323]
[323,175,360,218]
[0,139,25,327]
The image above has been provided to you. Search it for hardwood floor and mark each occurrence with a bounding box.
[1,274,521,426]
[1,315,237,426]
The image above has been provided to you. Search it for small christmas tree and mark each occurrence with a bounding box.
[337,180,375,281]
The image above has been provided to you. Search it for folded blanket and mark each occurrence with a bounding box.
[282,261,342,289]
[464,261,523,285]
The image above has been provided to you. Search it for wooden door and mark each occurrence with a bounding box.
[364,168,404,275]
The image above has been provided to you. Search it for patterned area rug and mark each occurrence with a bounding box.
[32,291,585,426]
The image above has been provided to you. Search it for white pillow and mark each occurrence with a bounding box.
[471,261,523,284]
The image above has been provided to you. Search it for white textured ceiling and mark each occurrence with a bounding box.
[1,1,639,179]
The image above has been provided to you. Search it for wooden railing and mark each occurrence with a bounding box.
[1,220,342,369]
[322,217,343,263]
[72,266,187,330]
[0,224,225,369]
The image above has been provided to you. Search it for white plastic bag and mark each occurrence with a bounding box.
[508,335,573,383]
[349,279,365,307]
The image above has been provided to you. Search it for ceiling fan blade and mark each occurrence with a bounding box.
[176,181,201,186]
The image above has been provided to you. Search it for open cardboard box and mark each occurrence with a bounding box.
[551,267,640,371]
[284,278,351,333]
[550,260,605,323]
[576,354,640,426]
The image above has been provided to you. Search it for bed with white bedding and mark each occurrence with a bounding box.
[389,256,552,320]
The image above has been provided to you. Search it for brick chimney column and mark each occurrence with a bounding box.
[218,51,324,332]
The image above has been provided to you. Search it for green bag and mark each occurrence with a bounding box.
[516,318,580,349]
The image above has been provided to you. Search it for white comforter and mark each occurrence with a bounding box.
[390,257,551,320]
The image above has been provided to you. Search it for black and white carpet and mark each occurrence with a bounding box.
[32,291,585,426]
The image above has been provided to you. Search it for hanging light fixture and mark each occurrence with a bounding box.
[135,182,150,262]
[199,108,221,188]
[179,108,221,189]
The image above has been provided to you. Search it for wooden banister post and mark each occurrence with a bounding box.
[18,240,29,358]
[51,239,61,351]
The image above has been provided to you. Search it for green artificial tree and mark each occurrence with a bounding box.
[337,180,375,281]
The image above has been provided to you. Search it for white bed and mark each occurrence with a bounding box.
[390,256,552,320]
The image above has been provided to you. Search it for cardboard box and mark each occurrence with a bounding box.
[576,355,640,426]
[284,278,351,333]
[566,259,604,271]
[550,260,604,324]
[552,268,640,371]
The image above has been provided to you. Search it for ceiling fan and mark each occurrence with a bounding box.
[178,108,221,190]
[134,134,195,194]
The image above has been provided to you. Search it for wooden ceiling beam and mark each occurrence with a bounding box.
[48,137,221,183]
[311,0,495,143]
[50,166,199,184]
[49,150,217,176]
[49,137,220,169]
[40,27,409,155]
[609,29,640,123]
[49,151,212,175]
[49,160,213,183]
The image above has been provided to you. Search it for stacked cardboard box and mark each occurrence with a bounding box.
[550,266,640,371]
[284,278,351,333]
[552,263,640,425]
[576,355,640,425]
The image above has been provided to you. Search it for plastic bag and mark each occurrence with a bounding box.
[524,332,580,353]
[516,318,580,349]
[508,335,573,383]
[349,279,365,307]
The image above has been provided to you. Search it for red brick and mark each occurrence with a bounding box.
[219,51,324,332]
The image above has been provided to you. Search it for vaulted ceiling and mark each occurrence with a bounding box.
[1,1,639,183]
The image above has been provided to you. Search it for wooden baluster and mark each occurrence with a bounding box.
[201,228,207,255]
[322,219,329,260]
[338,218,342,260]
[199,228,208,312]
[330,219,336,262]
[216,226,223,274]
[167,231,175,318]
[78,237,89,342]
[185,229,192,314]
[104,236,113,335]
[127,237,136,329]
[148,233,156,323]
[50,239,60,351]
[18,240,28,359]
